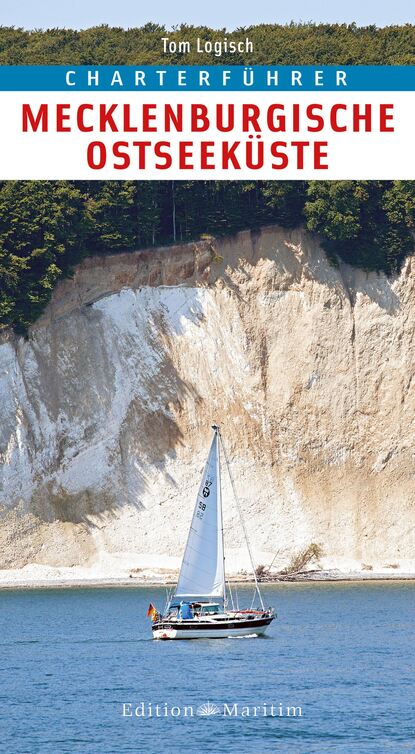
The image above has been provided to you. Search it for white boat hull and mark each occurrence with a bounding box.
[153,625,269,639]
[152,614,274,640]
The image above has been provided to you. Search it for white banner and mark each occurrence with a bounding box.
[0,90,413,179]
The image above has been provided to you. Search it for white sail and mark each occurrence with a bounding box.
[175,428,225,600]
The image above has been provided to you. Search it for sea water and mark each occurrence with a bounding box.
[0,582,413,754]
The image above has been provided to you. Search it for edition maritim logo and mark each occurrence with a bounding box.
[121,701,303,718]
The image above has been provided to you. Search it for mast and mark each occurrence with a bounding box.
[213,425,227,607]
[219,431,265,611]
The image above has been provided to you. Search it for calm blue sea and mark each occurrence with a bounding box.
[0,582,414,754]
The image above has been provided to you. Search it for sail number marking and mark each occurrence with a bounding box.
[196,479,212,519]
[202,480,212,498]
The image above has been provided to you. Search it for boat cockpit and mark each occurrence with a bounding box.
[167,601,224,621]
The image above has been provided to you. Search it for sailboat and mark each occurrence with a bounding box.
[150,425,275,639]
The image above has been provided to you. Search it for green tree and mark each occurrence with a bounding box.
[0,181,87,332]
[304,181,414,273]
[85,181,137,252]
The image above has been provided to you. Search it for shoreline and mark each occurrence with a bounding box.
[1,572,414,591]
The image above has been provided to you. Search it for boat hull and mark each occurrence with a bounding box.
[152,615,274,640]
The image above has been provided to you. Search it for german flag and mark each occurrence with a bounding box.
[147,603,157,621]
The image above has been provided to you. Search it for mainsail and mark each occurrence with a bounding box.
[174,426,225,600]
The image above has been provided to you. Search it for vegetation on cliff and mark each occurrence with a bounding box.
[1,23,415,65]
[0,179,414,334]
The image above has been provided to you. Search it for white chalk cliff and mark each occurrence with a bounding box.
[0,226,414,582]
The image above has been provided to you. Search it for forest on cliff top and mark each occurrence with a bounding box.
[0,24,414,333]
[1,179,414,335]
[1,22,415,65]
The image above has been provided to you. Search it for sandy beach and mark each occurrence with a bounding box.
[1,563,414,591]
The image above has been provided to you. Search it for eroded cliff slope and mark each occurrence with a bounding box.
[0,226,414,580]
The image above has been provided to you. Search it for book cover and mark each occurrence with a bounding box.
[0,3,413,754]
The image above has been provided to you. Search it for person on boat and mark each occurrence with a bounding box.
[179,601,194,620]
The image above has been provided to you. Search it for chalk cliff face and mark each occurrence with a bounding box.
[0,226,414,578]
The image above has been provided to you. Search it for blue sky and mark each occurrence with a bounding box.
[1,0,414,30]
